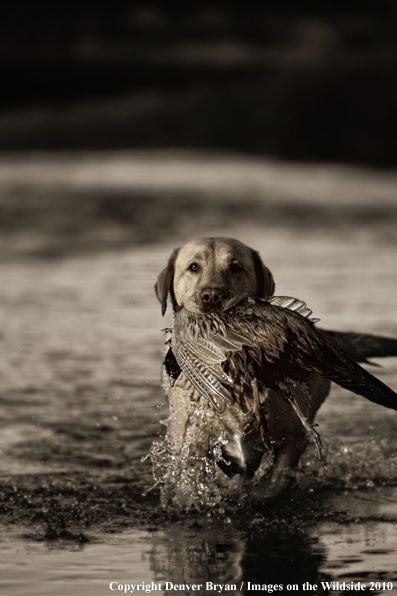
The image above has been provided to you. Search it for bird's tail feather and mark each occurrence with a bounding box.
[323,330,397,364]
[329,358,397,411]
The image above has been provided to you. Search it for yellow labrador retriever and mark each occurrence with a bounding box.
[154,237,394,496]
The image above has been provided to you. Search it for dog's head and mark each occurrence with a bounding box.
[155,237,275,315]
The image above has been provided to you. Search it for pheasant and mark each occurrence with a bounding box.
[165,296,397,476]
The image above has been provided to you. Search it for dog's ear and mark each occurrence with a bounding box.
[154,248,180,316]
[251,250,275,297]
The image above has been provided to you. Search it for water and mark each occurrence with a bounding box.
[2,508,397,595]
[0,528,154,596]
[1,152,397,595]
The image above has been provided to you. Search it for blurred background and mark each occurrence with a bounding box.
[1,0,397,261]
[1,0,397,163]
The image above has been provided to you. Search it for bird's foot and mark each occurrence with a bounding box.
[287,395,325,464]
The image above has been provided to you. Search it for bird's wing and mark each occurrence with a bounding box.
[266,296,320,323]
[184,336,225,364]
[171,316,233,410]
[242,304,397,412]
[183,339,233,385]
[208,296,319,352]
[296,335,397,411]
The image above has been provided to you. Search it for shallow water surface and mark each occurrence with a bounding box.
[1,154,397,595]
[2,507,397,596]
[0,528,153,596]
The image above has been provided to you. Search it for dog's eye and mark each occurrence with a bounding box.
[188,263,200,272]
[230,262,243,273]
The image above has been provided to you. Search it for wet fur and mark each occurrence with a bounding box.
[155,237,333,495]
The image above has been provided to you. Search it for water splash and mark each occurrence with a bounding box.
[144,416,246,511]
[146,425,397,511]
[299,436,397,492]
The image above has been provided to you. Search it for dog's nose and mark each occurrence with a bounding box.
[200,287,225,305]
